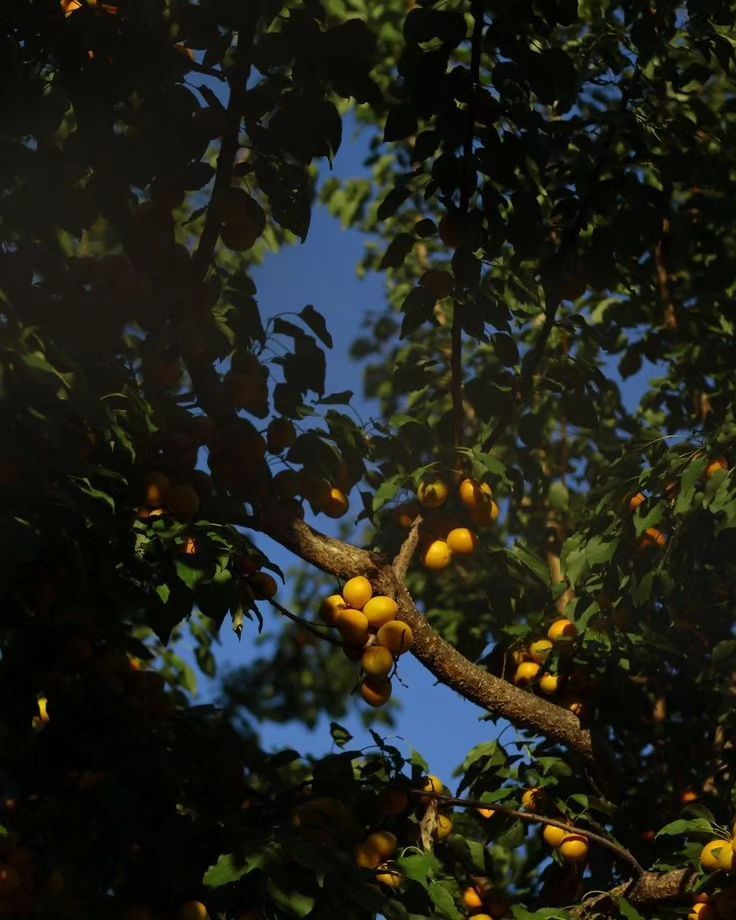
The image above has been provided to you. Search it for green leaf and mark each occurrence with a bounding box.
[429,882,462,920]
[617,899,645,920]
[655,818,715,839]
[400,286,436,338]
[330,721,353,748]
[372,475,404,513]
[203,850,265,887]
[299,305,333,348]
[506,542,550,585]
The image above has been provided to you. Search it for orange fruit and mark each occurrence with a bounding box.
[421,539,452,570]
[361,645,394,679]
[342,576,372,610]
[376,620,413,655]
[319,594,346,625]
[321,487,349,519]
[629,492,646,512]
[363,596,399,628]
[559,834,589,863]
[335,609,369,646]
[360,677,392,707]
[514,661,540,687]
[417,476,449,509]
[547,619,577,641]
[446,527,477,555]
[543,825,567,848]
[248,572,278,600]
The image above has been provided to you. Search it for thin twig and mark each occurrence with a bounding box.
[268,599,344,647]
[413,789,644,877]
[392,515,423,580]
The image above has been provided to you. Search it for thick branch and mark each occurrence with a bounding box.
[573,869,694,916]
[258,499,598,765]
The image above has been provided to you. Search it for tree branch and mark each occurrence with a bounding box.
[257,498,600,766]
[392,514,423,580]
[268,598,344,647]
[415,789,643,876]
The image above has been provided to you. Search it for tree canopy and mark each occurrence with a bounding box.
[2,1,736,919]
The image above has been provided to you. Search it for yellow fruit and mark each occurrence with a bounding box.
[363,596,399,628]
[559,834,589,863]
[421,539,452,571]
[463,887,483,910]
[419,775,444,804]
[319,594,346,625]
[458,478,492,509]
[469,499,500,528]
[376,865,404,889]
[266,417,296,454]
[638,527,667,552]
[248,572,278,600]
[36,696,50,724]
[143,471,171,507]
[705,457,729,479]
[629,492,646,512]
[528,639,553,664]
[361,677,392,707]
[342,576,373,610]
[417,476,450,508]
[690,903,717,920]
[378,787,409,816]
[539,673,561,696]
[547,619,577,641]
[701,839,734,872]
[446,528,478,555]
[514,661,541,687]
[178,901,210,920]
[322,487,349,519]
[521,788,546,811]
[362,645,394,679]
[376,620,413,655]
[435,814,453,840]
[477,807,496,819]
[365,831,397,860]
[542,824,567,848]
[335,608,369,646]
[167,484,201,520]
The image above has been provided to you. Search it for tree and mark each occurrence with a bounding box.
[1,0,736,918]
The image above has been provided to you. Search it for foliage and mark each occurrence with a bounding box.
[1,0,736,919]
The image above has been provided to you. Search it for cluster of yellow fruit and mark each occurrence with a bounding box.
[136,470,202,523]
[320,577,413,707]
[540,823,589,863]
[511,619,588,717]
[353,831,403,889]
[396,475,498,572]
